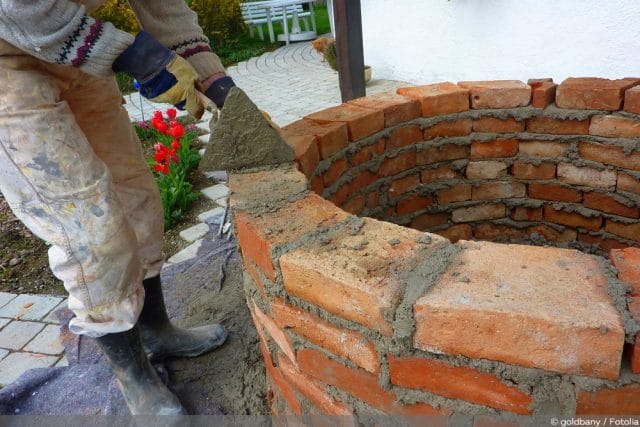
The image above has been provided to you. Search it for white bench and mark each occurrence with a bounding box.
[241,1,315,44]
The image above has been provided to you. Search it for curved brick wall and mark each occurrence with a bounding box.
[230,78,640,420]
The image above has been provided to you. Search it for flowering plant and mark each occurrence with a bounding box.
[148,108,201,228]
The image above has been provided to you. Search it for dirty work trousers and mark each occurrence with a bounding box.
[0,56,164,337]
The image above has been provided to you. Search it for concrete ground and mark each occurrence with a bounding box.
[0,39,408,388]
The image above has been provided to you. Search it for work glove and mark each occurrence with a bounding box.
[203,74,236,109]
[113,31,204,118]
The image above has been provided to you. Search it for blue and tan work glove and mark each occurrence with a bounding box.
[113,31,204,118]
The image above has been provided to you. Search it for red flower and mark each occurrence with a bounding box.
[171,139,180,150]
[166,108,177,119]
[153,111,164,121]
[151,118,168,134]
[167,121,184,139]
[153,162,169,175]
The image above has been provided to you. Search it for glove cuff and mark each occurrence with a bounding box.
[112,31,174,83]
[204,75,236,108]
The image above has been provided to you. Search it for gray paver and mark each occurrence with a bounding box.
[201,184,229,202]
[166,239,204,264]
[24,324,65,355]
[0,349,8,361]
[179,223,210,243]
[55,356,69,367]
[42,298,68,324]
[0,318,10,330]
[0,321,45,350]
[0,294,63,321]
[197,207,226,224]
[0,292,17,309]
[0,352,58,386]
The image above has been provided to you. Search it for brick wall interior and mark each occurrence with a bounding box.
[230,78,640,421]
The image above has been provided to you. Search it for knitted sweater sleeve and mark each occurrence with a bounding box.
[0,0,134,77]
[128,0,226,81]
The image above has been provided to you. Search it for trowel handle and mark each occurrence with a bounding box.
[196,91,218,114]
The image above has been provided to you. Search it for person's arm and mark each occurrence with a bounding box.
[129,0,235,107]
[0,0,134,77]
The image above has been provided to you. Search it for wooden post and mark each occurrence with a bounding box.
[333,0,365,102]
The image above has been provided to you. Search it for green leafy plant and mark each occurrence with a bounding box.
[325,40,338,71]
[189,0,246,47]
[144,109,201,229]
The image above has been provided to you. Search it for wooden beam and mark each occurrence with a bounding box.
[333,0,365,102]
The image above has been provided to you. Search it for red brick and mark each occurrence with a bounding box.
[330,170,378,206]
[556,77,640,110]
[511,162,556,180]
[528,183,582,202]
[278,355,353,416]
[519,140,569,158]
[366,191,380,209]
[350,139,385,166]
[623,85,640,115]
[379,151,416,177]
[470,139,518,159]
[414,242,625,380]
[281,119,349,160]
[436,224,473,242]
[528,78,554,86]
[473,117,525,133]
[252,302,297,365]
[417,143,470,165]
[310,175,323,195]
[511,206,543,222]
[472,182,525,200]
[531,82,557,108]
[437,184,472,205]
[280,128,320,177]
[410,213,449,231]
[323,158,349,187]
[421,165,461,183]
[235,193,349,281]
[466,161,508,179]
[386,125,422,150]
[397,194,433,215]
[342,195,365,215]
[584,192,640,218]
[388,174,420,199]
[397,82,470,117]
[424,119,472,140]
[575,384,640,415]
[474,223,527,241]
[618,172,640,194]
[578,233,630,253]
[606,220,640,243]
[590,115,640,138]
[272,299,379,374]
[610,247,640,296]
[631,337,640,374]
[349,92,421,127]
[280,220,428,336]
[388,354,532,414]
[528,224,577,243]
[579,141,640,171]
[526,116,589,134]
[244,258,268,301]
[305,103,384,142]
[557,163,617,188]
[262,345,303,416]
[544,206,602,231]
[299,349,447,416]
[452,204,506,223]
[458,80,531,109]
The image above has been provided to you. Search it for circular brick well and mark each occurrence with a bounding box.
[229,78,640,420]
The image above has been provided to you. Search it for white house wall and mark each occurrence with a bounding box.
[360,0,640,84]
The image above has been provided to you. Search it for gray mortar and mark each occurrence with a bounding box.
[597,256,640,342]
[199,87,295,172]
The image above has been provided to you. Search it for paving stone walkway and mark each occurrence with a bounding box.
[0,39,408,389]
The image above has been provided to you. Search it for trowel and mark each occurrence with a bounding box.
[196,88,295,172]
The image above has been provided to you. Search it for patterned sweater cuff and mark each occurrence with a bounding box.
[169,37,225,81]
[79,21,135,77]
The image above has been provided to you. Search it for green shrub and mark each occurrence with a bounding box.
[325,40,338,71]
[189,0,246,47]
[91,0,139,33]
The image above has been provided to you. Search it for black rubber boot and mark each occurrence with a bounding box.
[95,325,185,415]
[138,275,228,360]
